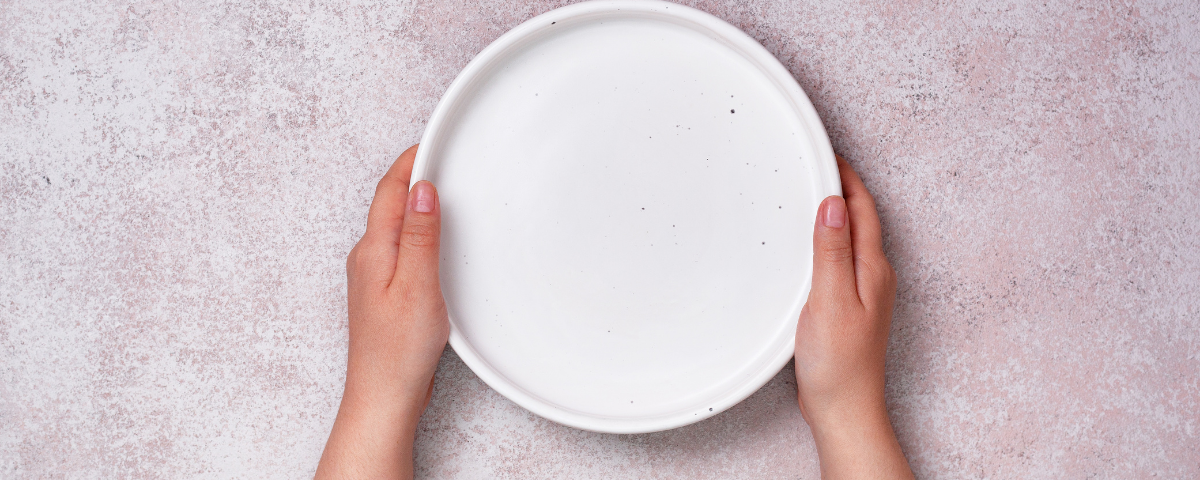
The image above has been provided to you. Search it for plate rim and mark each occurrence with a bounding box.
[412,0,840,434]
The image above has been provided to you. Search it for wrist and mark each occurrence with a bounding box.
[331,374,425,460]
[341,352,431,430]
[803,397,913,479]
[807,400,893,446]
[317,371,424,480]
[802,393,889,438]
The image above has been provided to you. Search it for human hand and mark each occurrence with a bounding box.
[795,155,913,479]
[316,145,449,480]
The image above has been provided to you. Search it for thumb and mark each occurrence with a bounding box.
[810,195,858,303]
[393,180,442,295]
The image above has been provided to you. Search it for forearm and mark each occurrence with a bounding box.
[808,402,913,480]
[315,366,427,479]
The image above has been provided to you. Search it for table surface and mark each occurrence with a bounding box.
[3,0,1198,478]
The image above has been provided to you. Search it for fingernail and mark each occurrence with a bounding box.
[822,196,846,228]
[412,181,435,213]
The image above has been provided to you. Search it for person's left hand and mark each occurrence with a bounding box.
[316,144,449,480]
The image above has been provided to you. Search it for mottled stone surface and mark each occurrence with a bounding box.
[2,0,1197,478]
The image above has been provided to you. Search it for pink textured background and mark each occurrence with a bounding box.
[2,0,1198,478]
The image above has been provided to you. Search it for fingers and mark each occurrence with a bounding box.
[810,195,859,305]
[835,155,885,261]
[352,145,419,287]
[834,155,896,309]
[365,145,420,241]
[392,180,442,297]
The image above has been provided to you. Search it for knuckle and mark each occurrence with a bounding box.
[346,245,360,272]
[401,222,439,249]
[818,241,854,264]
[347,241,381,274]
[859,256,899,312]
[877,256,898,285]
[861,254,897,285]
[884,263,898,287]
[375,174,406,194]
[352,251,375,273]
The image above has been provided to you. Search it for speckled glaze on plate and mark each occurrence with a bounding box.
[412,0,838,433]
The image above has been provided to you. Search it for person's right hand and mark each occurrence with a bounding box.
[795,155,913,479]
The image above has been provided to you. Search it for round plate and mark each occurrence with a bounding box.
[412,0,839,433]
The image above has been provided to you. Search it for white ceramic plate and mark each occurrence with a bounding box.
[412,0,839,433]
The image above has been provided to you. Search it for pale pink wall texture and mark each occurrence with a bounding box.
[2,0,1197,478]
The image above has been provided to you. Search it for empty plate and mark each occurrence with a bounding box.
[411,0,839,433]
